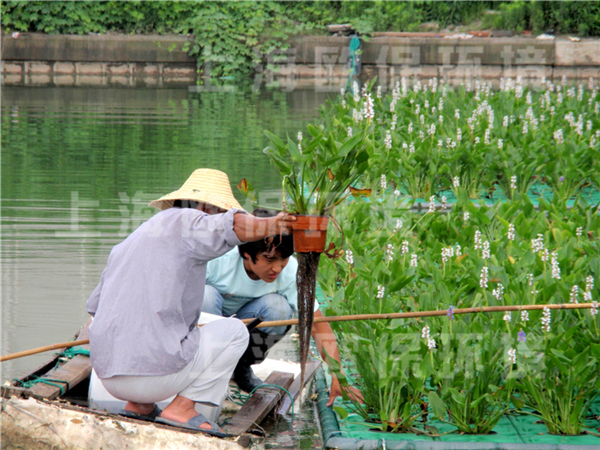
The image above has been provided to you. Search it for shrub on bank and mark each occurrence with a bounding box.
[2,1,600,77]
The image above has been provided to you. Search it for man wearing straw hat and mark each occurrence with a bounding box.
[86,168,294,436]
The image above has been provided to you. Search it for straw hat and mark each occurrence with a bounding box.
[149,169,243,211]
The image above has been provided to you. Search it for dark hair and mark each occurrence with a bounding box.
[239,208,293,262]
[173,199,200,209]
[239,234,294,263]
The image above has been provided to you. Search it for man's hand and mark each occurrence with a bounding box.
[233,212,295,242]
[268,212,295,236]
[327,375,364,407]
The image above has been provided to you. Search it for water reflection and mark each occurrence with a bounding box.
[1,84,331,380]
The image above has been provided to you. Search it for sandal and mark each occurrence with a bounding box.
[156,413,230,438]
[119,405,162,422]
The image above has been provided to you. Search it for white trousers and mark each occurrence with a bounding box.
[101,318,248,407]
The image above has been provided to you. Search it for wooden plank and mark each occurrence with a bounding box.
[224,371,294,436]
[26,320,92,401]
[275,360,321,417]
[1,385,27,399]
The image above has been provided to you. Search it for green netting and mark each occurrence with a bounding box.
[314,290,600,448]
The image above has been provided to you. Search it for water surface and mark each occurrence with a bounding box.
[1,84,331,381]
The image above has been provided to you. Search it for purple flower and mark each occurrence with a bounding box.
[559,176,565,182]
[447,305,455,321]
[517,329,527,342]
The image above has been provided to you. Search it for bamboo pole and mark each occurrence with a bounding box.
[1,302,595,362]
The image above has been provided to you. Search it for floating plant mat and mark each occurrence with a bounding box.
[312,289,600,448]
[315,367,600,449]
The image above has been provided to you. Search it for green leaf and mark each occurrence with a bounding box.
[333,406,349,420]
[427,391,447,419]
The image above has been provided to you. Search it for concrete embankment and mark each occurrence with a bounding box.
[2,33,599,88]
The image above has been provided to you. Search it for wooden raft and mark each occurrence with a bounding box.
[26,320,92,400]
[224,371,294,436]
[275,359,321,417]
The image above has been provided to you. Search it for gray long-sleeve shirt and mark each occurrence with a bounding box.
[86,207,243,379]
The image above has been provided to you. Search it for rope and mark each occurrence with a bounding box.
[227,383,296,421]
[10,346,88,394]
[248,383,295,420]
[59,346,90,358]
[12,377,70,396]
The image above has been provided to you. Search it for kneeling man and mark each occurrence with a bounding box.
[203,231,360,406]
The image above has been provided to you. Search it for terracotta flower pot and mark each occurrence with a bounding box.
[291,215,330,253]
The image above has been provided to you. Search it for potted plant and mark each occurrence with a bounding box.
[239,121,371,384]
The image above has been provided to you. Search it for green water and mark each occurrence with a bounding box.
[1,84,331,382]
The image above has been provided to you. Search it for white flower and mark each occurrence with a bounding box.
[570,285,579,303]
[391,114,397,131]
[401,240,409,255]
[439,115,444,123]
[498,139,503,149]
[342,99,346,109]
[507,223,515,241]
[428,196,436,213]
[384,130,392,150]
[510,175,517,190]
[474,230,482,249]
[494,284,505,301]
[480,266,489,288]
[453,176,460,188]
[554,129,564,144]
[409,142,415,153]
[298,131,303,142]
[591,301,598,316]
[551,252,561,279]
[586,275,594,293]
[347,126,353,137]
[352,108,363,123]
[455,109,460,119]
[463,211,470,222]
[377,86,382,98]
[394,219,403,232]
[421,325,430,339]
[475,136,480,144]
[380,174,387,189]
[410,254,418,267]
[541,306,551,332]
[427,337,436,350]
[377,285,385,299]
[441,247,454,263]
[576,227,583,237]
[482,241,490,260]
[408,122,413,133]
[503,116,509,127]
[455,244,461,257]
[528,273,534,286]
[363,94,374,120]
[394,189,400,197]
[441,196,448,210]
[531,234,544,253]
[352,81,360,102]
[345,249,354,265]
[508,348,517,364]
[457,128,462,142]
[521,310,529,322]
[541,249,549,262]
[386,244,394,261]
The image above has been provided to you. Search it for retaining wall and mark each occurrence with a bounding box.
[2,33,599,88]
